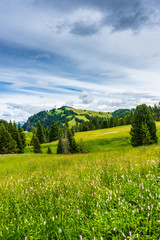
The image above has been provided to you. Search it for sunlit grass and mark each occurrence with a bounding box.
[1,124,160,239]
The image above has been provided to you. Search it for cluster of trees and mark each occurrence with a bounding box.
[150,102,160,121]
[30,121,86,154]
[78,112,133,132]
[0,121,26,154]
[130,104,158,146]
[30,120,60,153]
[57,123,85,154]
[0,104,158,155]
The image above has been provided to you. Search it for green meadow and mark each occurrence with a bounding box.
[0,124,160,239]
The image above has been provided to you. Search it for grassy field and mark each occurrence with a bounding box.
[0,125,160,239]
[25,123,160,154]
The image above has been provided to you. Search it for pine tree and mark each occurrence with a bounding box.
[11,122,24,153]
[8,120,13,134]
[36,120,46,144]
[49,121,59,142]
[130,104,158,146]
[57,136,64,154]
[32,134,42,153]
[0,123,16,154]
[141,123,152,145]
[18,122,26,148]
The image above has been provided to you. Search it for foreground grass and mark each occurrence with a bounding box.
[0,144,160,239]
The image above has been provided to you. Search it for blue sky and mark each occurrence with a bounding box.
[0,0,160,121]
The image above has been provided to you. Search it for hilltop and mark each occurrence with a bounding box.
[22,106,112,131]
[23,106,134,131]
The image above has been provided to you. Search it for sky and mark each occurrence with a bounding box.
[0,0,160,121]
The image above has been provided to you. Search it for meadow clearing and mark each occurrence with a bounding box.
[0,124,160,239]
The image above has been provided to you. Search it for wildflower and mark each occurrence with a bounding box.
[25,237,27,240]
[114,228,116,231]
[129,232,132,237]
[59,229,62,233]
[122,233,126,238]
[80,235,82,240]
[52,217,54,221]
[132,210,134,215]
[44,221,46,225]
[78,210,80,214]
[148,206,150,210]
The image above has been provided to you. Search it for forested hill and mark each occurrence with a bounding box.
[23,106,112,131]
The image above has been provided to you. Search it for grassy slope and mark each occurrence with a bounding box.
[24,123,160,154]
[0,124,160,239]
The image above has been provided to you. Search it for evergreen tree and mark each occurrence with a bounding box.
[18,122,26,148]
[57,136,64,154]
[130,104,158,146]
[0,123,16,154]
[36,120,46,144]
[141,123,152,145]
[49,121,59,142]
[31,125,36,134]
[11,122,24,153]
[8,120,13,134]
[32,134,42,153]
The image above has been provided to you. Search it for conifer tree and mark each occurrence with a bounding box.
[18,122,26,148]
[11,122,24,153]
[130,104,158,146]
[8,120,13,134]
[32,134,42,153]
[57,136,64,154]
[36,120,46,144]
[0,123,16,154]
[49,121,59,142]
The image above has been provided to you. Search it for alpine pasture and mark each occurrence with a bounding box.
[0,124,160,239]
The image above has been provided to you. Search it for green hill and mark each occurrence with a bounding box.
[23,106,111,131]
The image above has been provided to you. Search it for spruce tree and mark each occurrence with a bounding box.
[8,120,13,134]
[18,122,26,148]
[130,104,158,146]
[57,136,63,154]
[11,122,24,153]
[49,121,59,142]
[36,120,46,144]
[0,123,16,154]
[32,134,42,153]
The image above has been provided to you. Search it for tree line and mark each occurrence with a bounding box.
[0,103,159,154]
[30,121,86,154]
[0,120,26,154]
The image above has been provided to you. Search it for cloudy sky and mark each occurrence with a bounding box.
[0,0,160,121]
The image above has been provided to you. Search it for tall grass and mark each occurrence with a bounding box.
[0,143,160,239]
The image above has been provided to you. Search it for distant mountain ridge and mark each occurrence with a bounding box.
[22,106,133,131]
